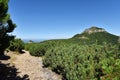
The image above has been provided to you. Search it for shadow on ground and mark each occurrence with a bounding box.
[0,62,29,80]
[0,55,10,60]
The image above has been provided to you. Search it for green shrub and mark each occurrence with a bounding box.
[25,40,67,56]
[9,38,24,52]
[25,39,120,80]
[43,43,120,80]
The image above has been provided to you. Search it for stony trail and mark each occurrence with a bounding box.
[0,51,62,80]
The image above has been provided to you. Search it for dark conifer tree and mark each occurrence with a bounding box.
[0,0,16,55]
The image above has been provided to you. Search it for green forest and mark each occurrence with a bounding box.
[25,29,120,80]
[0,0,120,80]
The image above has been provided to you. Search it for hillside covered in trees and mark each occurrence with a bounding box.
[72,26,119,44]
[25,27,120,80]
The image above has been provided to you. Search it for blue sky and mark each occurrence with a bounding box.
[9,0,120,39]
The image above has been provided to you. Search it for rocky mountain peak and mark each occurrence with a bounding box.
[84,26,106,34]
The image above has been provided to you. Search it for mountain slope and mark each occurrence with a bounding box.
[72,26,119,44]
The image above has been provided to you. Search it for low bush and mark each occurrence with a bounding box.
[43,43,120,80]
[9,38,24,52]
[25,39,120,79]
[25,40,67,56]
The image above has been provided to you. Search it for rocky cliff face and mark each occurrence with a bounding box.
[84,26,106,34]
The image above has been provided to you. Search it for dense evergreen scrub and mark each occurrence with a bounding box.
[8,38,24,52]
[25,40,67,56]
[25,27,120,80]
[43,43,120,80]
[25,39,120,80]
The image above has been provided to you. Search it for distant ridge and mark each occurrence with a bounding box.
[22,39,46,43]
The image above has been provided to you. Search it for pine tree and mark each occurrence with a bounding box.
[0,0,16,55]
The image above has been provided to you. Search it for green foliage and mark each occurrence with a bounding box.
[9,38,24,52]
[25,40,67,56]
[25,43,46,56]
[0,0,16,55]
[25,27,120,79]
[43,43,120,80]
[25,39,120,80]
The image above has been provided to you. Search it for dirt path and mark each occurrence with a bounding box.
[1,51,62,80]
